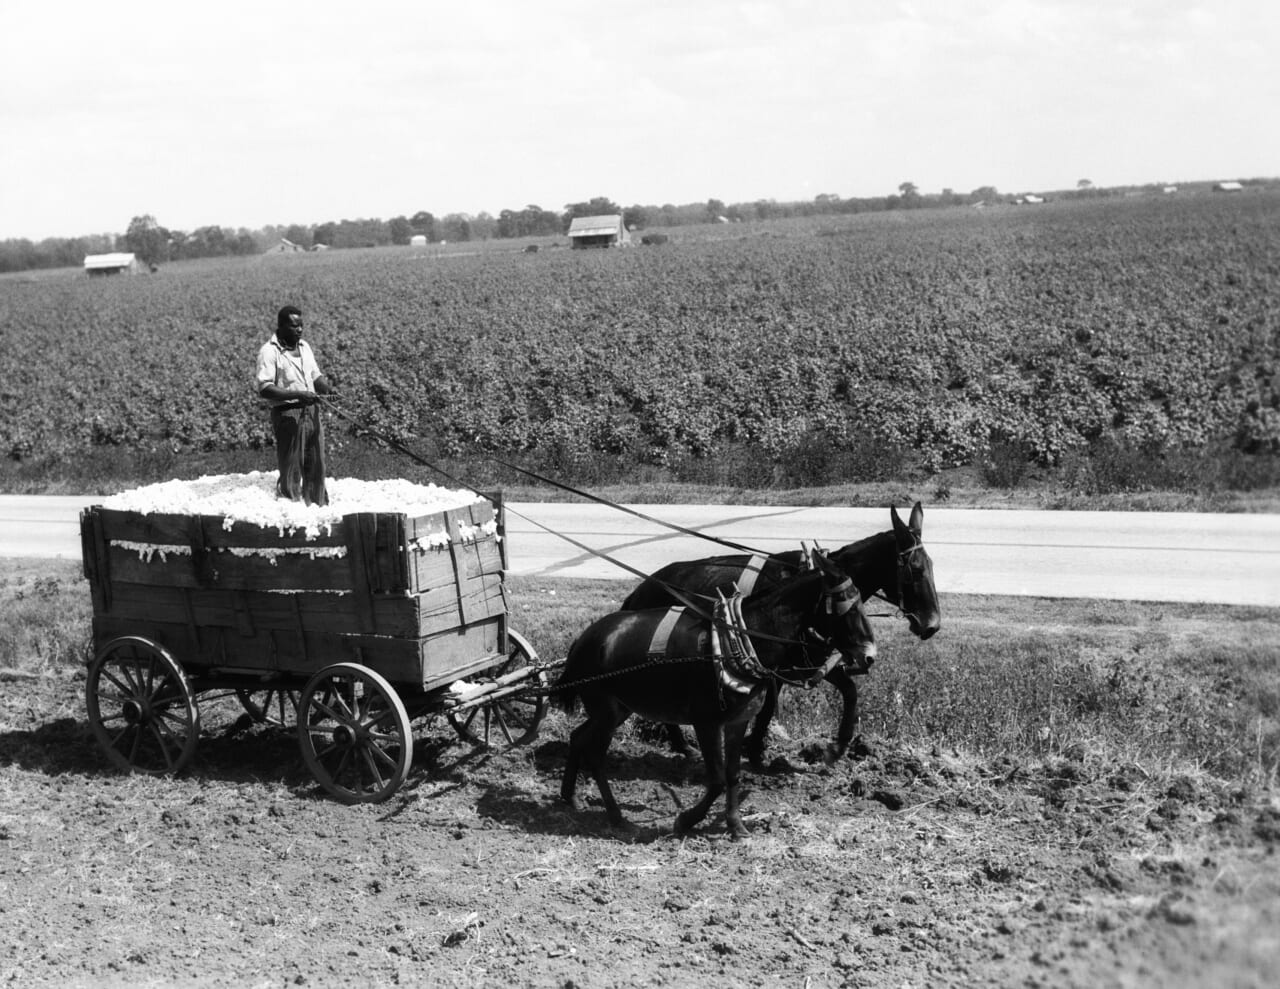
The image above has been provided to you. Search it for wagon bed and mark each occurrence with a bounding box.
[79,489,545,802]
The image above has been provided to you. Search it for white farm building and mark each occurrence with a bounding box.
[84,252,138,276]
[567,215,629,249]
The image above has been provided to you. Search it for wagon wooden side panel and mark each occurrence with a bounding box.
[80,499,507,690]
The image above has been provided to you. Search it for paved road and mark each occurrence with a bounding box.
[2,495,1279,606]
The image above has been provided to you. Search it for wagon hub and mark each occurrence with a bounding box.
[122,698,148,726]
[332,723,358,748]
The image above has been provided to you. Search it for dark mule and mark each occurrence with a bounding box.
[554,552,876,838]
[622,503,940,764]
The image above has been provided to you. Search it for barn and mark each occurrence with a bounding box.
[268,238,305,253]
[567,215,629,249]
[409,234,428,247]
[84,252,138,277]
[1214,181,1244,193]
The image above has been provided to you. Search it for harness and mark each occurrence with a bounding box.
[640,572,861,702]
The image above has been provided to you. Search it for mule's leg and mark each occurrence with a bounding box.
[722,719,751,839]
[745,680,779,769]
[824,666,861,762]
[675,723,726,835]
[576,708,631,828]
[560,718,593,810]
[664,723,693,757]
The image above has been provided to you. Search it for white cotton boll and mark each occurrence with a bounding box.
[102,472,487,542]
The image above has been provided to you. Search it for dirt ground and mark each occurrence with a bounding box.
[1,666,1278,989]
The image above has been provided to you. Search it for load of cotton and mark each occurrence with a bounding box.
[101,471,488,540]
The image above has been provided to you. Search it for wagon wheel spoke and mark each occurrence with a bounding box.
[298,664,412,805]
[490,705,515,746]
[85,637,199,777]
[446,631,546,750]
[235,688,300,728]
[98,668,134,698]
[148,722,180,773]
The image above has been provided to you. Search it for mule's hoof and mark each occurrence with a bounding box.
[727,824,749,841]
[674,810,702,835]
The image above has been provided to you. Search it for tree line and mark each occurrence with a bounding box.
[0,181,1173,274]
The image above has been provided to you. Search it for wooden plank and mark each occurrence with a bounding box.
[407,538,501,595]
[105,545,355,591]
[94,508,349,550]
[373,513,409,592]
[90,615,425,684]
[80,507,110,615]
[95,576,506,645]
[345,513,377,632]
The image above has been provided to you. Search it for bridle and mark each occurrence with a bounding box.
[776,575,871,687]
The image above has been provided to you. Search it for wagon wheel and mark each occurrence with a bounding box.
[297,663,412,804]
[235,687,300,727]
[447,629,547,749]
[85,636,200,775]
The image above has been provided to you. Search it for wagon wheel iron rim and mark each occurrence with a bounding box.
[85,636,200,776]
[235,687,301,727]
[447,629,547,749]
[297,663,412,804]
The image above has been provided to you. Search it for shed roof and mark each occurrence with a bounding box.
[568,215,623,237]
[84,252,136,269]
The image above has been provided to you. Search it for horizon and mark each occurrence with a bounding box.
[2,1,1277,242]
[6,173,1275,246]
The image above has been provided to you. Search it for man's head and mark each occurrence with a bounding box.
[277,305,303,348]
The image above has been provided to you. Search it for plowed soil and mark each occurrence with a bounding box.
[2,667,1277,989]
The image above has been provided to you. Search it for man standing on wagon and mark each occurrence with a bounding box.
[255,305,333,506]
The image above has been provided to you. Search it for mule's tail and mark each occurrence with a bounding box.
[550,635,583,715]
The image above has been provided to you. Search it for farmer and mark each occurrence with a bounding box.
[255,304,333,506]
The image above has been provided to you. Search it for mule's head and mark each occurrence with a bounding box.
[810,550,877,673]
[891,502,941,640]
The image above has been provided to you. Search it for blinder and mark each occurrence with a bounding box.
[823,576,859,615]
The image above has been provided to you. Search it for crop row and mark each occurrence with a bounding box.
[3,193,1278,481]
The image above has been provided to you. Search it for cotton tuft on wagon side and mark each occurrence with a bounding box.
[78,471,544,803]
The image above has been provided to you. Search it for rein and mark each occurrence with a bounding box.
[318,398,870,677]
[320,398,776,560]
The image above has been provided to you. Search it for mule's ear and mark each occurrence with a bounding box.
[891,505,910,540]
[909,501,924,536]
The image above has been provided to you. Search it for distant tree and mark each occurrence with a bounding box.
[471,212,496,240]
[439,214,472,242]
[312,221,337,247]
[1077,178,1093,190]
[388,216,413,245]
[622,204,648,230]
[563,197,622,229]
[497,204,560,238]
[124,214,169,266]
[233,229,259,255]
[409,211,437,241]
[898,181,919,201]
[705,198,726,221]
[284,224,311,248]
[969,185,1000,203]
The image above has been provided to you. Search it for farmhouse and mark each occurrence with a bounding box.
[268,238,305,253]
[567,215,629,249]
[83,252,138,276]
[1214,181,1244,193]
[409,234,428,247]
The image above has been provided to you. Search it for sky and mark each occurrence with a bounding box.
[1,0,1277,240]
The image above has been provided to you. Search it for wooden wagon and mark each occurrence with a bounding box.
[79,492,545,803]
